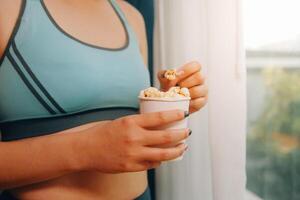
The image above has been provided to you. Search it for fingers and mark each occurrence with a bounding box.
[178,71,205,88]
[189,97,207,113]
[157,61,201,91]
[117,160,162,172]
[157,70,167,80]
[142,128,190,146]
[142,143,187,162]
[125,161,162,172]
[140,161,162,170]
[131,110,186,128]
[189,85,208,99]
[176,61,201,82]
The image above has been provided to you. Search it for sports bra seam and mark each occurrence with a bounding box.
[11,40,67,114]
[6,51,57,115]
[0,105,139,124]
[0,0,27,67]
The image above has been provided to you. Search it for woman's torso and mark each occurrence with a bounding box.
[12,123,148,200]
[0,0,150,199]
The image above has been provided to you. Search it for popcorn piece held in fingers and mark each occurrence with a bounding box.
[164,69,177,80]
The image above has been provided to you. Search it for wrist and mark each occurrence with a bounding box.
[64,131,87,172]
[67,121,110,172]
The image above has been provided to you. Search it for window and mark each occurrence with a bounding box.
[245,0,300,200]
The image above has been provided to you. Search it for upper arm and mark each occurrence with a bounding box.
[116,0,148,67]
[0,0,23,58]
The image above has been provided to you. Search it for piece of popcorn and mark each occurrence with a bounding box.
[165,92,181,98]
[179,87,190,97]
[141,87,166,98]
[139,90,145,97]
[164,69,185,81]
[143,87,159,97]
[164,69,177,80]
[140,86,190,98]
[156,91,165,98]
[168,86,181,94]
[162,87,183,98]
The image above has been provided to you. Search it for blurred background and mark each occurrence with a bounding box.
[245,0,300,199]
[152,0,300,199]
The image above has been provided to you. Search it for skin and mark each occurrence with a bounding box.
[158,62,208,113]
[0,0,208,199]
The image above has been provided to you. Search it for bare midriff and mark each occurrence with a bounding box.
[11,123,148,200]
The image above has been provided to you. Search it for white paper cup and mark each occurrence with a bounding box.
[139,96,190,161]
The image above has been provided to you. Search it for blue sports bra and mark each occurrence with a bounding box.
[0,0,150,141]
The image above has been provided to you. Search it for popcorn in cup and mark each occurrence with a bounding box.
[139,87,190,161]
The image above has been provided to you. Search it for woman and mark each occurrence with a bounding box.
[0,0,208,199]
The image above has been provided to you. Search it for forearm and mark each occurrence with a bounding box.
[0,124,90,189]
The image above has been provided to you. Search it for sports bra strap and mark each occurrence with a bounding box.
[107,0,139,46]
[108,0,130,28]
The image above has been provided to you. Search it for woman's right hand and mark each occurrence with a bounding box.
[79,110,190,173]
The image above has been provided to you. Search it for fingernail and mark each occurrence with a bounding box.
[184,111,189,118]
[188,130,192,136]
[161,70,166,78]
[176,70,185,76]
[184,145,188,151]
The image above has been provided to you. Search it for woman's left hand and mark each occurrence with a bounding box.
[157,61,208,114]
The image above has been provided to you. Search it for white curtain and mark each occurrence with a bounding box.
[153,0,246,200]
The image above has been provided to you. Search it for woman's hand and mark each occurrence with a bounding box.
[79,110,190,173]
[158,61,208,113]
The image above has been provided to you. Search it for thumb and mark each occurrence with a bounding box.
[157,70,178,91]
